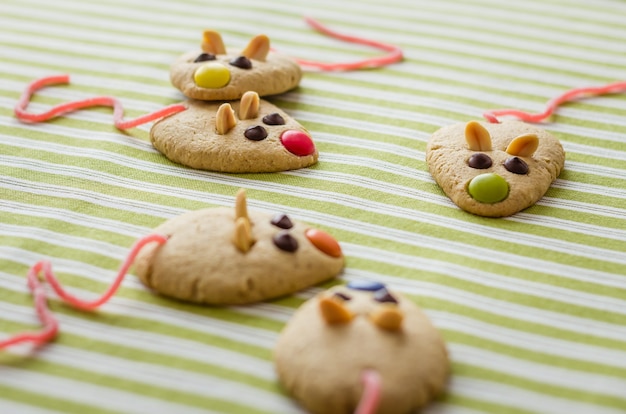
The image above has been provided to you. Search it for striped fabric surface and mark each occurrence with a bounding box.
[1,0,626,413]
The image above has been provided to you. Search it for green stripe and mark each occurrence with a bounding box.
[0,319,278,394]
[444,393,538,414]
[445,329,626,379]
[453,362,626,410]
[0,351,274,414]
[422,297,626,352]
[0,383,115,414]
[0,285,273,360]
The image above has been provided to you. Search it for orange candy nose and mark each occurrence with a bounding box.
[305,228,342,258]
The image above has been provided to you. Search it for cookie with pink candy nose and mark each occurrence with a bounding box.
[274,281,449,414]
[149,91,317,172]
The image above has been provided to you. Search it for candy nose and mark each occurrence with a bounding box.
[193,62,230,88]
[305,228,342,258]
[280,130,316,156]
[468,173,509,203]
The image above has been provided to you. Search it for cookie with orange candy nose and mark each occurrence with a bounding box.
[274,281,449,414]
[134,189,344,305]
[426,120,565,217]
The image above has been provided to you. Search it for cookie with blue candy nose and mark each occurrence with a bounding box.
[274,280,449,414]
[426,120,565,217]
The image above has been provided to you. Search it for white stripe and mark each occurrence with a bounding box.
[0,223,129,257]
[0,199,147,237]
[0,367,225,414]
[0,264,278,348]
[3,343,301,413]
[284,88,626,128]
[342,245,626,316]
[0,401,63,414]
[340,268,626,345]
[0,300,276,380]
[449,376,625,414]
[449,343,626,399]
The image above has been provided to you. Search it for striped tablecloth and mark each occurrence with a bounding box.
[1,0,625,413]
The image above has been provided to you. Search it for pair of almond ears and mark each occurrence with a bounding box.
[465,121,539,157]
[215,91,260,135]
[202,30,270,62]
[319,294,404,331]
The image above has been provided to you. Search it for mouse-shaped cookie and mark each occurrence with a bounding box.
[134,189,344,305]
[170,31,302,101]
[150,91,317,172]
[274,281,449,414]
[426,120,565,217]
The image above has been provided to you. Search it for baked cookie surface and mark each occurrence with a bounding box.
[170,31,302,101]
[426,120,565,217]
[150,91,318,173]
[274,281,449,414]
[134,190,344,305]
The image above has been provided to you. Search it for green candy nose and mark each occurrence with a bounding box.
[468,173,509,204]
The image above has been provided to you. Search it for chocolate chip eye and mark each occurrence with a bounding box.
[333,292,352,301]
[373,288,398,304]
[229,55,252,69]
[244,125,268,141]
[271,213,293,229]
[263,113,285,126]
[468,153,493,169]
[273,231,298,252]
[504,156,529,175]
[194,53,216,63]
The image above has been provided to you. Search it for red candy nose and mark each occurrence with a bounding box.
[280,130,316,156]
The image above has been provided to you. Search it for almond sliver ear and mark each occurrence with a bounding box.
[370,305,403,331]
[239,91,260,120]
[235,189,249,222]
[241,34,270,61]
[465,121,492,151]
[319,296,353,324]
[506,133,539,157]
[202,30,226,55]
[216,103,237,134]
[233,216,254,253]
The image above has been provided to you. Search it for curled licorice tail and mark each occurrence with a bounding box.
[288,17,403,71]
[483,81,626,123]
[14,74,187,129]
[355,369,382,414]
[0,234,167,349]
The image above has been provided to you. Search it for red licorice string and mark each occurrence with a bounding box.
[0,234,167,349]
[294,17,403,71]
[483,81,626,123]
[355,369,382,414]
[14,74,187,129]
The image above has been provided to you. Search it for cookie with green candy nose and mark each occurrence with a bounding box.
[426,120,565,217]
